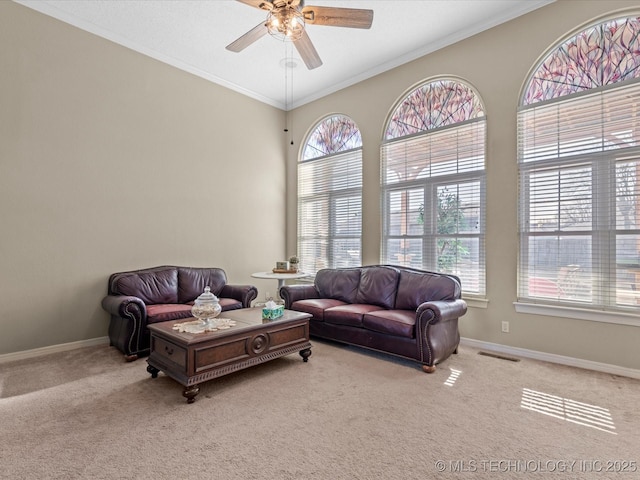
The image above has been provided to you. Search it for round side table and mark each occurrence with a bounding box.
[251,271,311,290]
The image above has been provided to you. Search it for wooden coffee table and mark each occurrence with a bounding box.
[146,307,312,403]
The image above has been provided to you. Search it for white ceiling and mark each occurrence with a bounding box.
[16,0,554,110]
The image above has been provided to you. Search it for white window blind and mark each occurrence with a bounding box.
[297,148,362,274]
[381,119,486,295]
[517,81,640,310]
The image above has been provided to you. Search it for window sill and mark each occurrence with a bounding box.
[462,296,488,309]
[513,302,639,327]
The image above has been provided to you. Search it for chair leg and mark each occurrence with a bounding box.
[422,364,436,373]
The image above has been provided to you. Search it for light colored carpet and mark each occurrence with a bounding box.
[1,340,639,479]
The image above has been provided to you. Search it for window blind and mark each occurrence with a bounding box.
[297,148,362,275]
[381,119,486,296]
[517,81,640,310]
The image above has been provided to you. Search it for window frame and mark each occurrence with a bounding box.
[381,79,487,297]
[516,16,640,321]
[297,116,363,275]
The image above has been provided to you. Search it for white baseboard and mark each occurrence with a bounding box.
[0,336,110,364]
[460,337,640,380]
[2,336,639,380]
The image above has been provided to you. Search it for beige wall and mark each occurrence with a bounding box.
[286,0,640,370]
[4,0,639,369]
[0,2,286,354]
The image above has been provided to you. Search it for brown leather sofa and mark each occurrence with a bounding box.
[102,266,258,361]
[279,265,467,372]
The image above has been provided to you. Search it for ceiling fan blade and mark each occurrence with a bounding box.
[235,0,273,10]
[294,30,323,70]
[302,6,374,29]
[226,22,268,52]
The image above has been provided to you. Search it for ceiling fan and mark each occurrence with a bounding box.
[226,0,374,70]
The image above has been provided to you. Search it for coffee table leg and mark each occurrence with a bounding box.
[147,364,159,378]
[299,348,312,362]
[183,384,200,404]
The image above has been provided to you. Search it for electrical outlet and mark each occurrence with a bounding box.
[501,321,510,333]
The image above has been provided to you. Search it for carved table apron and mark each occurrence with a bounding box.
[147,307,312,403]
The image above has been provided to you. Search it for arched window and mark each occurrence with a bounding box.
[381,79,486,296]
[298,115,362,274]
[518,16,640,312]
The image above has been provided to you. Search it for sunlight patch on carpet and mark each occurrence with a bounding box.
[521,388,617,435]
[444,368,461,386]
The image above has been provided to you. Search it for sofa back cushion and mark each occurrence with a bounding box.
[395,270,461,310]
[111,267,179,305]
[315,268,361,304]
[355,266,399,309]
[178,267,227,303]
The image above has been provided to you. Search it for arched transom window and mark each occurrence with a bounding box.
[518,16,640,313]
[381,79,486,296]
[524,16,640,105]
[298,115,362,275]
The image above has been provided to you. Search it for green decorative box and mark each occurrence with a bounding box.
[262,304,284,320]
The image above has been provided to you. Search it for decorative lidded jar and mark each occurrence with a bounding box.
[191,286,222,328]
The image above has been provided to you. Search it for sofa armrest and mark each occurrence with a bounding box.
[415,299,466,368]
[220,284,258,308]
[279,284,319,308]
[102,295,148,361]
[101,295,147,322]
[416,299,467,326]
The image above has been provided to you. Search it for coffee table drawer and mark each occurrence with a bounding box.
[152,336,187,368]
[195,338,248,371]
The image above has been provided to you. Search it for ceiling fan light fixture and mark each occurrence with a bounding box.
[228,0,373,71]
[266,7,305,41]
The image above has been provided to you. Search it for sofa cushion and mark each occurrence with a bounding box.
[146,304,193,324]
[291,299,346,321]
[177,267,227,303]
[114,268,179,305]
[324,304,382,327]
[355,266,399,309]
[395,270,460,310]
[362,310,416,339]
[315,268,361,303]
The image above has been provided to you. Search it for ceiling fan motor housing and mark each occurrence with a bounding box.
[260,0,304,11]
